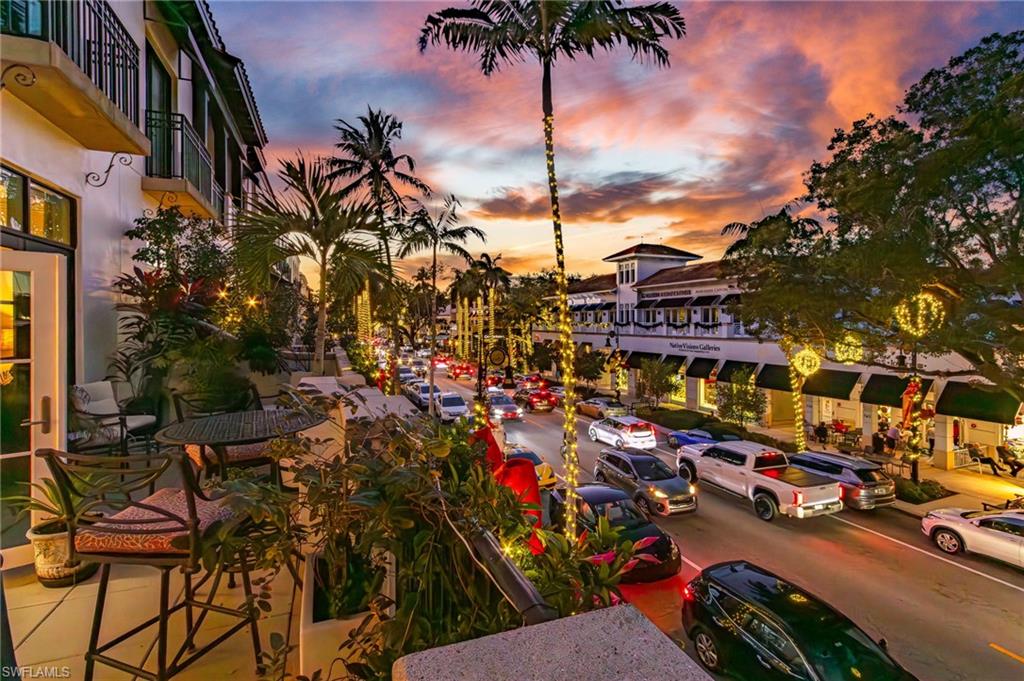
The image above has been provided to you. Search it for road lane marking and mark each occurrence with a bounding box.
[829,515,1024,595]
[990,643,1024,665]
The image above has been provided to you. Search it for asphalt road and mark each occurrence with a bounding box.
[431,374,1024,681]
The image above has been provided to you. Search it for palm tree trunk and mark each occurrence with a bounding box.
[541,56,580,538]
[315,251,329,376]
[377,204,402,395]
[428,244,439,417]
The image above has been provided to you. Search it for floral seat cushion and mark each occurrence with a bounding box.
[76,488,233,555]
[185,442,270,469]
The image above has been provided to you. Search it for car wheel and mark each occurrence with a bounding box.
[595,471,606,483]
[753,493,778,522]
[668,435,678,448]
[615,439,625,449]
[678,463,697,483]
[637,496,653,516]
[691,625,725,673]
[589,429,598,442]
[933,529,963,554]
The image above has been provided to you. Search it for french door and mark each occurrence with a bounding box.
[1,250,66,567]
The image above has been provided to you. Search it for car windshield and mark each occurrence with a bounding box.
[490,396,514,406]
[802,623,903,681]
[441,396,465,407]
[853,468,888,483]
[587,498,648,530]
[508,451,542,466]
[420,385,440,394]
[633,458,675,481]
[606,401,625,409]
[752,452,788,469]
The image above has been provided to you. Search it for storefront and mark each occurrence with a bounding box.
[931,381,1022,468]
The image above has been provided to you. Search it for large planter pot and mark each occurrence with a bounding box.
[298,552,394,678]
[25,523,98,588]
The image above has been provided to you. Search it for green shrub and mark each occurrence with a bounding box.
[894,477,951,504]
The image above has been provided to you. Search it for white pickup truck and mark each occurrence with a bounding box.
[676,440,844,521]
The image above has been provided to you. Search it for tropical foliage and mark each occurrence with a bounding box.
[716,368,767,427]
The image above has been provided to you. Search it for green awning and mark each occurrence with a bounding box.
[635,299,658,309]
[860,375,935,407]
[717,361,758,384]
[662,355,687,373]
[802,369,861,399]
[936,382,1021,424]
[625,351,662,369]
[686,357,719,378]
[757,364,791,391]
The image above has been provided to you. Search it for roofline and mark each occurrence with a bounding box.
[603,252,703,263]
[634,276,734,290]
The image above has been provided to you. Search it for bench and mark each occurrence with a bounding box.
[952,447,983,474]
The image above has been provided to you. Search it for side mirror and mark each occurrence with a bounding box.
[878,638,888,650]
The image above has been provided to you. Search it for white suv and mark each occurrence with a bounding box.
[588,416,657,450]
[434,392,469,422]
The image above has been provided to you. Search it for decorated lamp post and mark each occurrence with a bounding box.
[784,342,820,451]
[894,292,946,483]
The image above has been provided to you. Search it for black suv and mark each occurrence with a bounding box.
[548,483,682,583]
[683,561,918,680]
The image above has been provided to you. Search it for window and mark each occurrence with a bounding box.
[709,587,750,622]
[699,378,717,410]
[1,166,74,247]
[742,614,805,672]
[633,458,675,481]
[718,449,748,466]
[979,518,1024,537]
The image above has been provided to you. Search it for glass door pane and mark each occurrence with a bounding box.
[0,270,32,550]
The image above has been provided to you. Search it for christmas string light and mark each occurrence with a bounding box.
[787,360,808,451]
[894,292,945,338]
[792,347,821,377]
[833,332,863,365]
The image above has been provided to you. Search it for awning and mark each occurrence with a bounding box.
[569,301,588,310]
[802,369,861,399]
[625,351,662,369]
[653,296,692,309]
[757,364,790,391]
[635,299,658,309]
[719,293,741,305]
[860,375,935,407]
[594,301,615,311]
[717,361,758,383]
[688,295,721,307]
[686,357,719,378]
[662,355,687,372]
[936,382,1021,424]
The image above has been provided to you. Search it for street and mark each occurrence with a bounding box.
[432,375,1024,681]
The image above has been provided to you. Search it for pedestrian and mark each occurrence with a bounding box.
[814,421,829,446]
[885,424,901,453]
[872,426,886,455]
[952,419,961,447]
[969,443,1007,476]
[927,423,936,455]
[997,446,1024,477]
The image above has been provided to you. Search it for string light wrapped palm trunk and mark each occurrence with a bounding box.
[541,57,580,539]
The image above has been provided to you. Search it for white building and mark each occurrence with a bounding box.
[536,244,1022,469]
[1,0,270,564]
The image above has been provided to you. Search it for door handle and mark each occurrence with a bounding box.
[755,654,772,670]
[20,395,51,434]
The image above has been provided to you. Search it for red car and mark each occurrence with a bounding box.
[514,388,558,413]
[447,362,476,380]
[518,374,548,390]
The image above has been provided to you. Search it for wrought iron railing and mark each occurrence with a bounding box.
[1,0,140,126]
[146,110,224,218]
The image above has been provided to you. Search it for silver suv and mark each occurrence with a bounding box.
[594,448,696,516]
[789,451,896,510]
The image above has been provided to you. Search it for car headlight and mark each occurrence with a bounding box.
[516,408,524,415]
[689,484,697,495]
[670,540,680,558]
[649,486,668,499]
[491,408,502,416]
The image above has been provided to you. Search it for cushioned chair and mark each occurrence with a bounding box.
[70,381,158,456]
[36,447,261,681]
[171,385,277,482]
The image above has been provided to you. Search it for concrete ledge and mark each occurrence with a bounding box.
[392,605,712,681]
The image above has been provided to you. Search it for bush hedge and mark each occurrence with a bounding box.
[894,477,953,504]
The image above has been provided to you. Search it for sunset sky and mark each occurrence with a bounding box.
[211,1,1019,279]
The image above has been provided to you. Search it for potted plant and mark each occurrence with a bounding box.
[4,477,98,588]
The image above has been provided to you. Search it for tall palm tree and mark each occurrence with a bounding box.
[470,252,511,354]
[234,155,380,374]
[421,1,685,536]
[400,196,485,415]
[329,108,431,389]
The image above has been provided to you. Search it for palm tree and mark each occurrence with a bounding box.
[234,155,380,374]
[470,252,511,354]
[400,196,485,415]
[421,1,685,536]
[330,108,431,389]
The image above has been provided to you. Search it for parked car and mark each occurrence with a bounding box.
[486,394,523,421]
[505,448,557,489]
[677,441,843,521]
[684,560,918,680]
[588,416,657,450]
[594,448,696,516]
[549,483,682,583]
[397,367,418,384]
[514,388,558,413]
[548,385,566,406]
[790,451,896,510]
[578,397,628,419]
[433,392,469,422]
[405,381,441,408]
[667,428,741,448]
[921,509,1023,567]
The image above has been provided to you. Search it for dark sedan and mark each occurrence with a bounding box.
[684,560,918,680]
[549,483,682,583]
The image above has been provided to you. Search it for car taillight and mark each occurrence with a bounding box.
[793,490,804,507]
[683,582,696,602]
[838,486,845,500]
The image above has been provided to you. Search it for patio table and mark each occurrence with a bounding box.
[156,408,325,478]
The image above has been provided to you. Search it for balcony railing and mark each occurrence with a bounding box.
[1,0,140,125]
[145,110,224,219]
